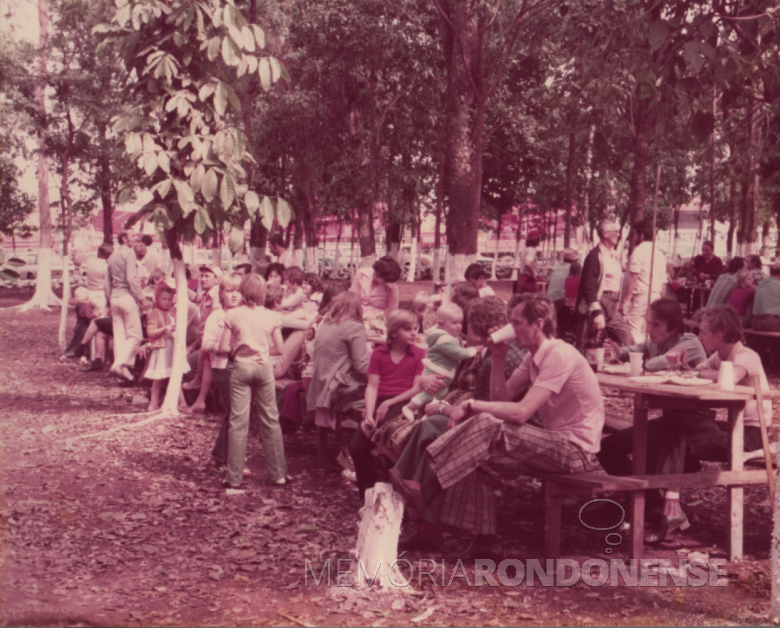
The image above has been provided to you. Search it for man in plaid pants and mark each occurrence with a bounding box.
[391,294,605,558]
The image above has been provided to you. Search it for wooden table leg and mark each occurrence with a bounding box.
[630,394,649,560]
[728,405,745,562]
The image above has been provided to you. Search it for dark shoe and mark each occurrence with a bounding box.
[221,480,241,489]
[460,539,504,562]
[83,359,103,372]
[388,468,426,521]
[398,527,444,552]
[645,512,690,544]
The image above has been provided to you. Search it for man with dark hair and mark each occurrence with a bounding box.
[139,234,161,274]
[269,233,294,267]
[234,263,253,277]
[752,262,780,332]
[464,263,494,297]
[104,230,144,381]
[620,219,667,343]
[747,254,764,284]
[706,256,745,307]
[575,219,633,348]
[693,240,724,281]
[390,294,605,558]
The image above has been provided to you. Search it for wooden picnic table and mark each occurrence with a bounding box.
[595,371,779,560]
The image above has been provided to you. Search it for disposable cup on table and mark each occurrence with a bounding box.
[629,352,643,377]
[490,323,516,344]
[595,348,605,372]
[717,361,734,391]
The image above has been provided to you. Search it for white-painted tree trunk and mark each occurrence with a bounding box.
[160,258,189,412]
[19,0,59,312]
[249,245,264,271]
[354,483,405,589]
[211,247,220,267]
[306,247,318,274]
[58,262,71,351]
[293,247,304,268]
[432,247,441,283]
[491,236,500,281]
[446,252,475,291]
[406,236,417,282]
[511,238,521,281]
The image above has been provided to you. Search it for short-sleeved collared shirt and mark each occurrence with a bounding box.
[600,244,623,293]
[699,341,773,427]
[505,339,605,453]
[368,343,426,398]
[350,267,399,319]
[753,276,780,317]
[224,305,281,364]
[628,241,667,296]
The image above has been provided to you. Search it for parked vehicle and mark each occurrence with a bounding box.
[1,252,74,281]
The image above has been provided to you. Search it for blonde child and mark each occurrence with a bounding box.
[220,275,289,488]
[401,302,478,420]
[412,290,431,333]
[146,283,190,411]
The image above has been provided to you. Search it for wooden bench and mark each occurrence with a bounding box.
[539,467,772,558]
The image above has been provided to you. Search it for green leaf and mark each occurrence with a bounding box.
[221,36,240,66]
[276,197,292,227]
[683,42,704,74]
[244,191,259,216]
[648,19,668,52]
[251,24,265,49]
[259,195,274,229]
[194,205,213,234]
[214,81,228,115]
[157,151,170,173]
[225,82,241,111]
[279,63,291,84]
[190,164,206,192]
[227,225,244,255]
[202,168,218,202]
[172,179,195,211]
[258,58,271,91]
[270,57,281,82]
[199,82,216,101]
[207,37,221,62]
[241,26,255,52]
[220,173,236,210]
[154,178,173,199]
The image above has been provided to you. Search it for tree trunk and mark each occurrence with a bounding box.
[491,211,502,281]
[58,114,76,351]
[710,86,717,242]
[626,97,653,226]
[737,92,759,256]
[512,202,524,281]
[440,0,482,281]
[563,131,576,248]
[20,0,59,312]
[581,124,595,252]
[432,128,445,283]
[161,232,188,412]
[727,178,737,257]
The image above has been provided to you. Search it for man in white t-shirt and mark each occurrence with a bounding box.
[619,219,667,343]
[390,294,605,559]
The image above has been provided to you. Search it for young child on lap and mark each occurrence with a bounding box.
[401,302,478,420]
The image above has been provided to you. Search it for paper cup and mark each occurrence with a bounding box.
[629,352,643,377]
[717,361,734,391]
[595,348,605,372]
[490,323,516,344]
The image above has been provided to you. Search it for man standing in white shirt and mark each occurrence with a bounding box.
[620,219,667,343]
[269,233,295,268]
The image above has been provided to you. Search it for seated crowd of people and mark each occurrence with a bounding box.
[62,227,777,559]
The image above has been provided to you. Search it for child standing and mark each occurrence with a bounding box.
[401,302,478,420]
[220,274,289,488]
[146,283,190,411]
[63,287,98,358]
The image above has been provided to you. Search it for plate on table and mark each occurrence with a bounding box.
[602,364,631,375]
[627,376,668,385]
[667,376,712,387]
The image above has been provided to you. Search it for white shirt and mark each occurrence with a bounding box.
[506,339,605,453]
[600,244,623,293]
[698,342,772,428]
[479,286,495,298]
[628,241,667,296]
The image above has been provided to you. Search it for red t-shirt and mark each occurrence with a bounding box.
[368,343,426,398]
[728,286,755,316]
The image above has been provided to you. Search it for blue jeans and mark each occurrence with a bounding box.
[210,367,233,464]
[227,362,288,485]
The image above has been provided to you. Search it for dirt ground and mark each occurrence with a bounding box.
[1,281,779,627]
